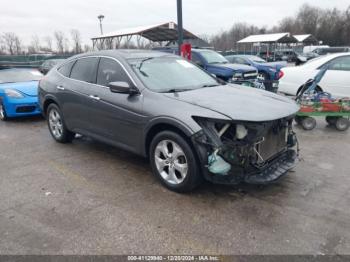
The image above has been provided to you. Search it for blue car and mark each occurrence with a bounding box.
[154,47,258,82]
[225,55,287,92]
[0,68,43,121]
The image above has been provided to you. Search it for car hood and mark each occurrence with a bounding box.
[1,81,39,96]
[164,85,299,122]
[210,63,257,72]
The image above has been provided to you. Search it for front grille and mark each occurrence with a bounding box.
[16,106,36,113]
[243,71,258,79]
[256,126,287,163]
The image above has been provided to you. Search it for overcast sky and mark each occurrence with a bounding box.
[1,0,349,46]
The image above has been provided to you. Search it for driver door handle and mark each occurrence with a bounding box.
[89,95,101,101]
[57,85,65,90]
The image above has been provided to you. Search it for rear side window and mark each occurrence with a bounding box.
[328,56,350,71]
[70,57,99,83]
[58,60,75,77]
[97,58,132,86]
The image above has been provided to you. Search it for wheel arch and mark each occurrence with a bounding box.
[297,84,323,96]
[42,96,60,117]
[143,118,194,157]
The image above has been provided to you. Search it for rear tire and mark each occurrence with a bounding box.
[335,118,350,131]
[301,117,316,130]
[149,131,202,193]
[0,101,8,121]
[47,103,75,143]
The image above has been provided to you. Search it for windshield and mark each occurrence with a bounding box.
[249,56,266,63]
[0,69,43,84]
[129,56,219,93]
[198,50,228,64]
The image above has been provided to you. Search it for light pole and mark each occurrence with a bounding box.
[98,15,105,35]
[177,0,183,55]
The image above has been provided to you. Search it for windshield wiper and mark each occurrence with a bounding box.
[200,84,220,88]
[137,57,155,77]
[160,88,193,93]
[138,57,155,69]
[209,61,228,64]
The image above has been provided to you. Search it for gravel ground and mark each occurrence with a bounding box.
[0,116,349,255]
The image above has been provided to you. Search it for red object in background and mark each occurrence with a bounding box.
[319,98,341,112]
[322,102,341,112]
[181,43,192,60]
[278,70,284,79]
[300,105,315,113]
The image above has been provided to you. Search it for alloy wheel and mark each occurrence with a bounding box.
[154,139,188,185]
[49,108,63,139]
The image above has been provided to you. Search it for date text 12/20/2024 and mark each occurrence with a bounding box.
[127,256,220,261]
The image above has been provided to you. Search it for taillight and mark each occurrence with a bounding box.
[277,70,284,80]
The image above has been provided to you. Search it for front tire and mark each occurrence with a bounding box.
[149,131,202,193]
[47,103,75,143]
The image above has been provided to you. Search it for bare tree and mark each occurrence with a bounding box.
[70,29,82,53]
[44,36,53,51]
[210,4,350,51]
[64,37,70,53]
[0,37,6,54]
[83,44,92,53]
[54,31,65,54]
[28,35,41,53]
[1,32,22,55]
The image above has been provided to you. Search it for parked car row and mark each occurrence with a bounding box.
[225,55,286,92]
[155,47,286,92]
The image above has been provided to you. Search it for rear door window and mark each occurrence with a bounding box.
[58,60,75,77]
[70,57,99,83]
[96,58,132,86]
[327,56,350,71]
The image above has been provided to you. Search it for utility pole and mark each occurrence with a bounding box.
[98,15,105,35]
[177,0,183,55]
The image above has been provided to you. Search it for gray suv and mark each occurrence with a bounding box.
[39,50,299,192]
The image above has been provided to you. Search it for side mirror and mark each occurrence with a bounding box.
[108,81,138,94]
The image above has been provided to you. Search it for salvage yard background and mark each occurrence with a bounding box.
[0,117,349,254]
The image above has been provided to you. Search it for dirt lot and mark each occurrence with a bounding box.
[0,116,350,255]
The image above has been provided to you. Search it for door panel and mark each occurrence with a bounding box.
[59,57,99,132]
[87,57,145,151]
[320,56,350,97]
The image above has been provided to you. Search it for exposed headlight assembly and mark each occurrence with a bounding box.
[5,89,24,98]
[236,124,248,139]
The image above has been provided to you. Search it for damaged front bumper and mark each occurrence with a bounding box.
[191,117,299,185]
[210,149,298,185]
